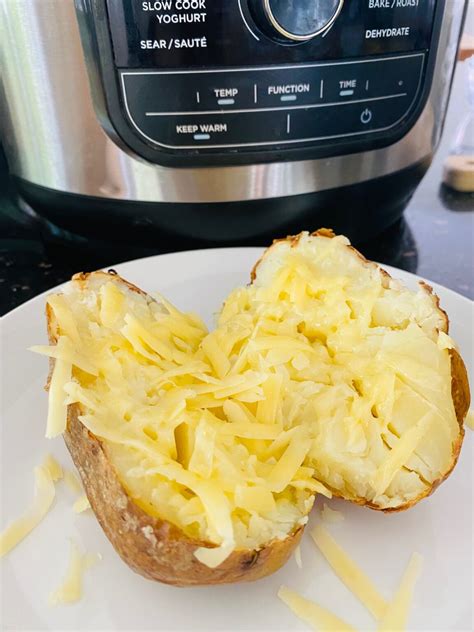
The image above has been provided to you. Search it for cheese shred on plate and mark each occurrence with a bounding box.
[311,524,387,620]
[378,553,423,631]
[33,232,461,565]
[49,540,100,606]
[63,470,83,494]
[320,504,344,524]
[465,410,474,430]
[278,585,356,631]
[294,545,303,569]
[0,462,56,558]
[43,454,63,482]
[73,494,91,514]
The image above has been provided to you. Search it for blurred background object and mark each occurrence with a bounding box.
[0,1,472,315]
[443,55,474,192]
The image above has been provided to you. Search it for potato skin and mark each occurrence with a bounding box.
[251,230,471,513]
[46,271,303,587]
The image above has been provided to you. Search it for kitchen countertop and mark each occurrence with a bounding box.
[0,61,472,317]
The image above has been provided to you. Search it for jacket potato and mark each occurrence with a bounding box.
[37,230,470,586]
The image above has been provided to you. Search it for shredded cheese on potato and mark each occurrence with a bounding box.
[33,232,462,564]
[437,331,455,350]
[371,412,433,499]
[194,542,235,569]
[45,337,72,438]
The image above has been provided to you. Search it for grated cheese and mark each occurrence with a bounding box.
[73,494,91,514]
[49,540,100,606]
[320,504,344,524]
[466,410,474,430]
[218,422,282,440]
[45,336,72,438]
[267,430,312,493]
[294,545,302,569]
[373,412,432,498]
[278,585,356,631]
[174,422,194,469]
[47,294,80,343]
[256,374,283,424]
[311,524,387,620]
[99,281,125,328]
[30,342,98,376]
[0,465,55,558]
[194,542,235,569]
[63,470,83,494]
[123,313,177,361]
[235,485,276,513]
[43,454,63,482]
[378,553,423,631]
[437,331,455,350]
[201,333,230,379]
[222,399,255,425]
[188,419,216,478]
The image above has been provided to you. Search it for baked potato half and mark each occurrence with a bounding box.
[42,272,313,586]
[36,230,470,586]
[245,229,470,510]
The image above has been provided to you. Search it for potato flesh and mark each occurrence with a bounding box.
[48,233,459,556]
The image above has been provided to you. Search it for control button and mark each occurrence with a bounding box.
[259,77,322,106]
[287,96,410,141]
[121,73,255,114]
[321,53,423,104]
[250,0,345,42]
[198,81,254,109]
[338,78,358,98]
[125,111,289,148]
[360,108,372,124]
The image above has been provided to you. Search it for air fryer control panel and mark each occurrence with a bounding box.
[84,0,442,166]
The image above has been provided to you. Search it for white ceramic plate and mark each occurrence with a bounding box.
[1,248,472,632]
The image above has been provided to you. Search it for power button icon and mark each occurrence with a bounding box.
[360,108,372,124]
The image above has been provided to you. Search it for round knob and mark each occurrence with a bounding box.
[255,0,344,42]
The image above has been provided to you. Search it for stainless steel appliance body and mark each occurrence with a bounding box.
[0,0,467,243]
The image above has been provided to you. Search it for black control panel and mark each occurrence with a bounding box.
[82,0,443,166]
[121,54,425,149]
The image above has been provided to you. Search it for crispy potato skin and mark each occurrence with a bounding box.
[251,230,471,512]
[46,271,303,587]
